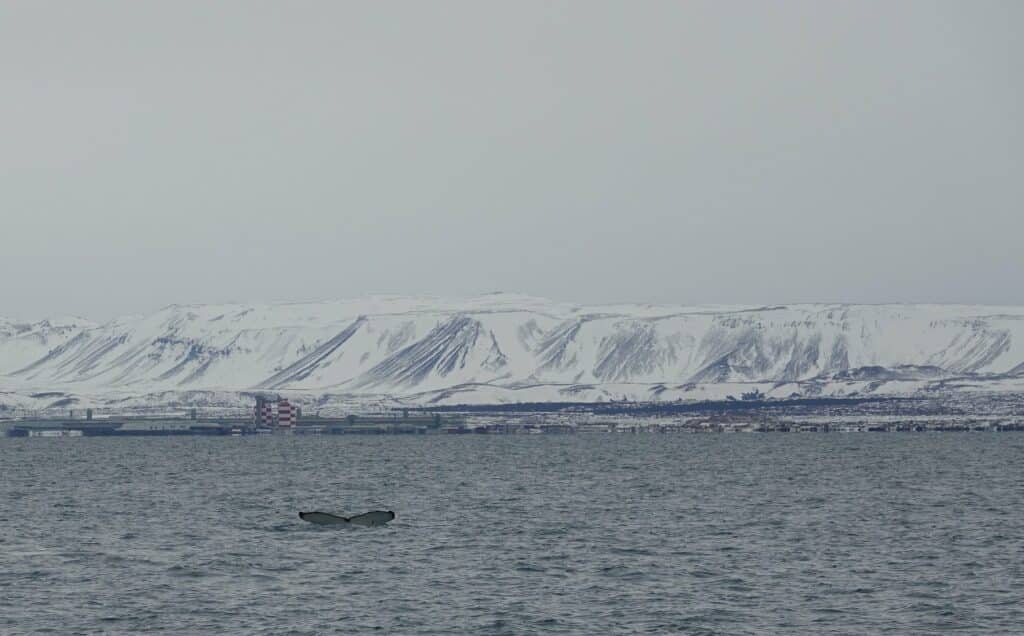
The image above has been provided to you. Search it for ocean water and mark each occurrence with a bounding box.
[1,434,1022,635]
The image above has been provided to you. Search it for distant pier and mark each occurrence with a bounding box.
[1,413,456,437]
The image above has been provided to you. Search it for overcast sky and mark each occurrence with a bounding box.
[1,1,1021,321]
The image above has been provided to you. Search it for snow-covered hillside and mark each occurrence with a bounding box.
[0,316,96,375]
[3,294,1024,403]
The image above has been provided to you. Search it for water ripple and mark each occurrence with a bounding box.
[1,434,1022,634]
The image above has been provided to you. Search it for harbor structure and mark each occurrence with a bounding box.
[254,396,275,427]
[277,399,295,428]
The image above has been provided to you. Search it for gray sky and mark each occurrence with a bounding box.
[2,1,1021,321]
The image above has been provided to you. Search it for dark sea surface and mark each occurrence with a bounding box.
[1,433,1022,635]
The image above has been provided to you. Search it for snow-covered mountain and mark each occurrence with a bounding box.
[3,294,1024,403]
[0,316,96,375]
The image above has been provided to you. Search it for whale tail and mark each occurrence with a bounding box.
[348,510,396,527]
[298,510,395,526]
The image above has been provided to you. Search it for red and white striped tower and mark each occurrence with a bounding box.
[277,399,295,427]
[255,396,269,426]
[261,398,274,427]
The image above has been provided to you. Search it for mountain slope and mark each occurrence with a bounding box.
[0,316,96,374]
[4,296,1024,399]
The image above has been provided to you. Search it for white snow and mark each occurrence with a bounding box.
[3,296,1024,404]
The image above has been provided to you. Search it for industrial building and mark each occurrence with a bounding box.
[253,395,297,428]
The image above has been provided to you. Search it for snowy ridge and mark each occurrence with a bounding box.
[3,296,1024,403]
[0,316,96,375]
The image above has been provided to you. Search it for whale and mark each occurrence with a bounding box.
[298,510,396,527]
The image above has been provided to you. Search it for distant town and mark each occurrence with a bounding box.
[3,392,1023,437]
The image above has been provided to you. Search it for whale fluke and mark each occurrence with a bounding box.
[347,510,396,527]
[299,510,396,527]
[298,511,348,525]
